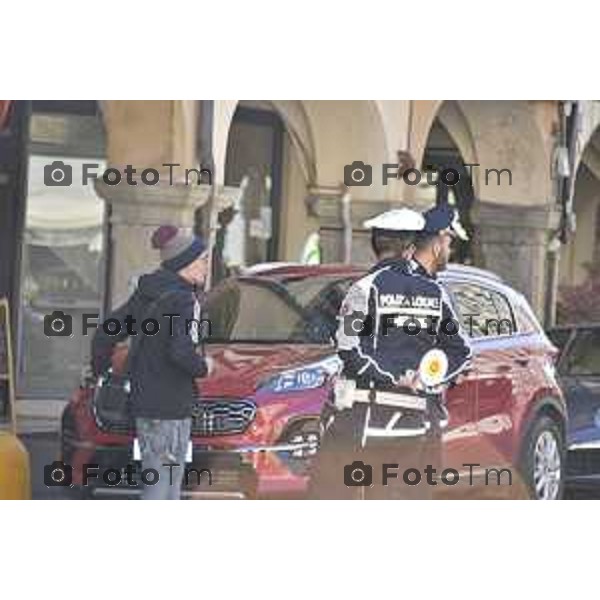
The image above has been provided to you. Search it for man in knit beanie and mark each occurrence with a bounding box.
[92,225,211,499]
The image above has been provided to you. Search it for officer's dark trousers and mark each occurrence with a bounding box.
[308,399,444,500]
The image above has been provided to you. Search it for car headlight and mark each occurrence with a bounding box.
[279,419,322,474]
[260,356,342,394]
[288,432,320,457]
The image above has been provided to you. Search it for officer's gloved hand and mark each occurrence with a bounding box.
[425,383,447,395]
[396,370,422,393]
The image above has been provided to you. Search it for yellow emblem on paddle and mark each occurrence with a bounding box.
[419,349,448,388]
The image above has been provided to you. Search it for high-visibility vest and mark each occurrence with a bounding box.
[301,232,321,265]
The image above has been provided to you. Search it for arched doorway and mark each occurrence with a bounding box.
[560,125,600,288]
[420,101,477,264]
[217,100,389,275]
[557,124,600,323]
[422,101,556,318]
[222,103,285,270]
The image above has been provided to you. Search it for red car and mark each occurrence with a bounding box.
[61,263,566,499]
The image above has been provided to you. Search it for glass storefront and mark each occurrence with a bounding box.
[221,106,283,273]
[18,104,106,398]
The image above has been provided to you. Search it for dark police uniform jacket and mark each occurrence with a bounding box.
[336,257,472,391]
[308,258,473,499]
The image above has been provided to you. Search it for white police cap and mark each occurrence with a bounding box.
[363,208,425,234]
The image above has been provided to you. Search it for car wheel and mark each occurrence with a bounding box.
[520,415,565,500]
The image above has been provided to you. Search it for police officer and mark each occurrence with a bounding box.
[411,203,469,280]
[308,206,472,499]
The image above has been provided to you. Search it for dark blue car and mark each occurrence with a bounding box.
[548,325,600,489]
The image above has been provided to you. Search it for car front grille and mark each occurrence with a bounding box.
[190,399,256,437]
[94,398,256,437]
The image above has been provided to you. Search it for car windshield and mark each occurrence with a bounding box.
[203,274,355,344]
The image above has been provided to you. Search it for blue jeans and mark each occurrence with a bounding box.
[135,418,191,500]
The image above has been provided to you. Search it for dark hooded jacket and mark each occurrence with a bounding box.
[92,268,208,419]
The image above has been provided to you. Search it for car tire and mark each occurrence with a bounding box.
[519,414,565,500]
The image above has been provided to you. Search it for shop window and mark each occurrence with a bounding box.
[18,102,106,397]
[220,106,283,274]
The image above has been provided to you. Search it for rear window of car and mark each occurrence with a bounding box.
[446,281,517,338]
[512,293,543,335]
[563,329,600,376]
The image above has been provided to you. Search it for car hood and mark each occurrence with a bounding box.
[197,344,335,398]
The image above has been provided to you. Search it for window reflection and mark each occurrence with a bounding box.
[19,109,106,397]
[448,282,516,338]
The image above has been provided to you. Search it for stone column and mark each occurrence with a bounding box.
[471,201,560,318]
[95,180,241,308]
[95,100,243,308]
